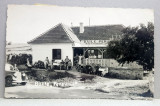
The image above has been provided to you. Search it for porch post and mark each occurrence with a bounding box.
[72,47,75,66]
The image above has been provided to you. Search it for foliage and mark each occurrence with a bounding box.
[106,22,154,70]
[33,61,45,69]
[7,53,32,65]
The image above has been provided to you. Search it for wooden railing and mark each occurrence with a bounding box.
[83,59,143,69]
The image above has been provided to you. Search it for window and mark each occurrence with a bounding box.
[52,49,61,59]
[87,49,99,59]
[85,48,107,59]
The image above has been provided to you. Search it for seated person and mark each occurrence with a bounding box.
[60,60,65,64]
[60,60,65,70]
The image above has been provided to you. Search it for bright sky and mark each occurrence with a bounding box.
[7,5,154,43]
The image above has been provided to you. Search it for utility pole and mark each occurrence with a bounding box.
[71,22,73,27]
[89,18,90,26]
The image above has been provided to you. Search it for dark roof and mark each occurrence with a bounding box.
[28,23,80,44]
[71,25,124,40]
[28,23,124,44]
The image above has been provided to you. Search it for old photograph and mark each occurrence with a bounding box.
[5,5,154,99]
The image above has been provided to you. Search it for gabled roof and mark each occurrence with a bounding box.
[28,23,124,44]
[28,23,80,44]
[71,25,124,40]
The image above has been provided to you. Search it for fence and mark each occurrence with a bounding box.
[83,59,143,69]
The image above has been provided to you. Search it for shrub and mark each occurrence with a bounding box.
[17,65,28,71]
[33,60,45,69]
[7,53,32,65]
[108,68,143,80]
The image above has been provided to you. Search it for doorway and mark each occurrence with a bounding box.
[73,48,83,57]
[73,48,83,66]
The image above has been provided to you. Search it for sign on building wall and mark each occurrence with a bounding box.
[81,40,109,44]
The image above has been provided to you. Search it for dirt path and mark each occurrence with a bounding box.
[5,69,153,99]
[67,70,152,100]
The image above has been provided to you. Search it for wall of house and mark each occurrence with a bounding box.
[30,43,73,64]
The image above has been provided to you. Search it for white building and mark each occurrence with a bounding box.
[28,23,80,63]
[28,23,142,68]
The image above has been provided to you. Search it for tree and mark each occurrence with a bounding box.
[106,22,154,70]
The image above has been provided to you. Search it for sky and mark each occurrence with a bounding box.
[6,5,154,43]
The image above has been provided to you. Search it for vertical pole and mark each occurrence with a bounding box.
[102,49,104,59]
[83,48,85,56]
[73,48,74,66]
[89,18,90,26]
[83,48,85,65]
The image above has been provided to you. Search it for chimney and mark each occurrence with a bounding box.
[79,22,84,33]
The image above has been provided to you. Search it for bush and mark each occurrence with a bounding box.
[33,60,45,69]
[7,53,32,65]
[30,69,76,82]
[108,67,143,80]
[48,72,75,80]
[17,65,28,71]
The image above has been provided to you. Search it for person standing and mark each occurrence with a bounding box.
[74,54,79,66]
[26,58,32,69]
[45,57,49,69]
[51,59,55,70]
[21,71,26,81]
[65,56,70,70]
[8,53,13,63]
[78,54,82,65]
[68,60,72,70]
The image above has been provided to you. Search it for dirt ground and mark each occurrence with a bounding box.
[5,69,153,100]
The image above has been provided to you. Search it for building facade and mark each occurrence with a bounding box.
[28,23,142,68]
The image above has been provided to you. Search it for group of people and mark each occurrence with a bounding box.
[41,54,86,70]
[61,56,72,70]
[44,56,72,70]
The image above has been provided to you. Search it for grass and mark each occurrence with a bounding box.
[107,67,143,80]
[28,68,76,82]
